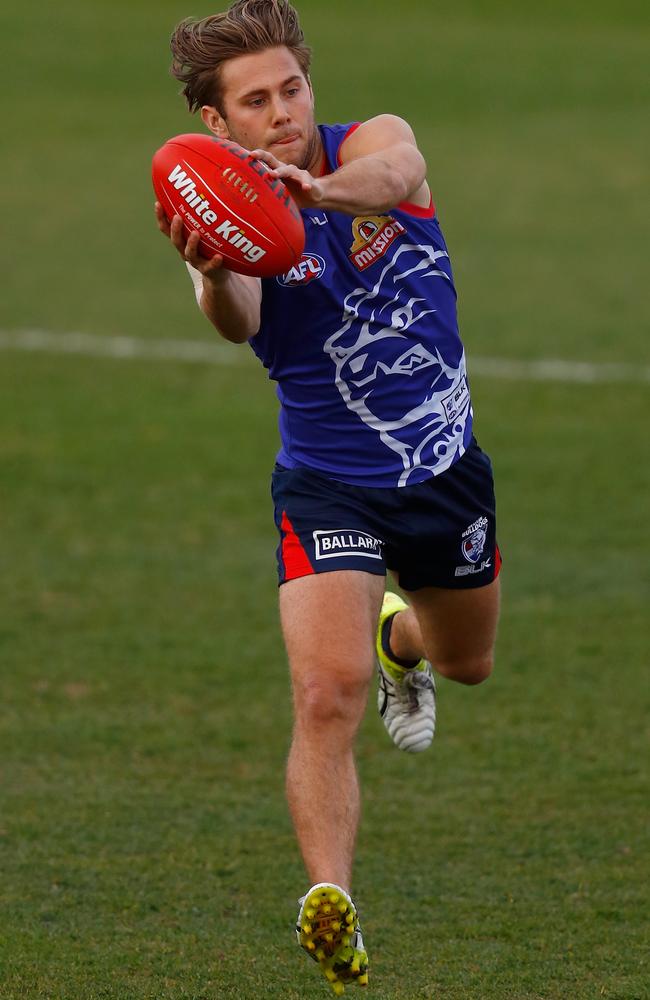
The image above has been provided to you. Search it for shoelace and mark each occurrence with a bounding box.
[403,668,435,712]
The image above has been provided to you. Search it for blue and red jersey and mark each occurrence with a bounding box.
[250,122,473,488]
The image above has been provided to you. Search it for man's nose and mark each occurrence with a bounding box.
[270,97,291,125]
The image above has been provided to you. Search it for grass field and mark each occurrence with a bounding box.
[1,1,649,998]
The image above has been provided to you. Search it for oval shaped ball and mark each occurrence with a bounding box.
[152,133,306,278]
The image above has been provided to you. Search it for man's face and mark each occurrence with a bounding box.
[206,46,318,170]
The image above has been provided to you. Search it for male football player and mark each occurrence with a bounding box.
[155,1,501,992]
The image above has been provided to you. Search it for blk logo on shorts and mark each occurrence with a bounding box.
[313,529,383,561]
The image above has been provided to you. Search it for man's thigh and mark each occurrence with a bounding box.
[394,575,501,682]
[280,570,386,691]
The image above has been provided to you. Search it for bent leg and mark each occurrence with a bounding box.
[280,570,385,890]
[389,577,500,685]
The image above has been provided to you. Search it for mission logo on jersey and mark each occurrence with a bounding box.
[349,215,406,271]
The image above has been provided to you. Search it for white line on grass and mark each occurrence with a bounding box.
[0,328,245,366]
[1,329,648,385]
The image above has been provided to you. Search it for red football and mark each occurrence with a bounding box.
[152,133,305,278]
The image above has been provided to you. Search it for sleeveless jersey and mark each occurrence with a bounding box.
[250,122,473,488]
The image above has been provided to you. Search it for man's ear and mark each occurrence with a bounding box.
[201,105,229,137]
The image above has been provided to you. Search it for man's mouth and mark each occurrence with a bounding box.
[272,133,300,146]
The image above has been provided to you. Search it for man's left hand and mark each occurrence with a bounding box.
[250,149,325,209]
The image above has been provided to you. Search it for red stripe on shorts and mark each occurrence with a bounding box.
[494,544,503,579]
[280,510,315,580]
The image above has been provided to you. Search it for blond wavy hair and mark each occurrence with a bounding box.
[170,0,312,113]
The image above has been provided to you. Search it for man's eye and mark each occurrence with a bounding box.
[286,88,299,97]
[250,98,265,107]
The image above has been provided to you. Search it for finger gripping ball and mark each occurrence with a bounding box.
[152,133,305,277]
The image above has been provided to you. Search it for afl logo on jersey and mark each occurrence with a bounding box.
[277,253,326,287]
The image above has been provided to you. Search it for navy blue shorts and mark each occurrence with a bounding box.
[271,439,502,591]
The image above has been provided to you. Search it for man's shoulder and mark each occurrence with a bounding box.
[341,115,417,154]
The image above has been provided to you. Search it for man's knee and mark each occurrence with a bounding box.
[293,668,371,727]
[438,651,494,686]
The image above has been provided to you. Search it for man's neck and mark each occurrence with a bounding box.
[303,125,325,176]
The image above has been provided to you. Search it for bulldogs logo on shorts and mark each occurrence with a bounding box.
[461,516,488,564]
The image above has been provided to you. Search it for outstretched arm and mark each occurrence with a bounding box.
[252,114,430,216]
[155,203,261,343]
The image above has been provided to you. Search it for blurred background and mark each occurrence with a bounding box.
[1,2,648,998]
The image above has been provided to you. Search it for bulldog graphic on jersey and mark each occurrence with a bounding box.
[324,241,472,486]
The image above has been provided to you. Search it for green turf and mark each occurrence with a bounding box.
[1,1,649,997]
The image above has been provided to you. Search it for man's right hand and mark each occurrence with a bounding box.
[154,202,227,284]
